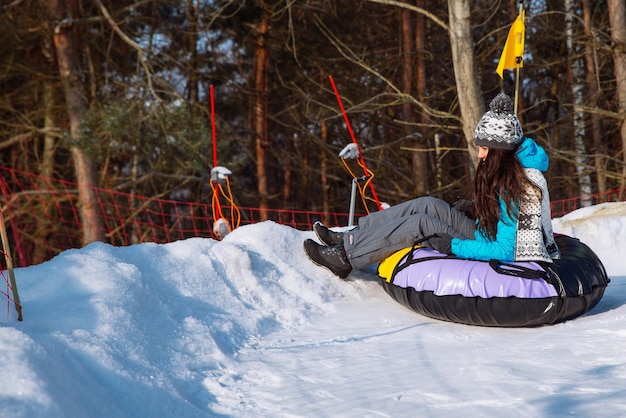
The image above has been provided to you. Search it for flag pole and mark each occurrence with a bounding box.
[514,0,524,114]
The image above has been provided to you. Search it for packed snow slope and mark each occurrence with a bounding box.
[1,202,625,418]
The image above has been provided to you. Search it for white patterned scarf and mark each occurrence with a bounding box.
[514,168,560,262]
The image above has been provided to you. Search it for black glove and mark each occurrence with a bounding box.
[452,199,475,220]
[428,233,453,255]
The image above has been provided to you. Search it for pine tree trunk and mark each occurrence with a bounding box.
[582,0,606,197]
[401,3,427,196]
[414,0,430,194]
[41,83,56,179]
[47,0,105,245]
[32,81,59,264]
[283,131,293,208]
[607,0,626,190]
[253,10,270,219]
[400,6,414,188]
[447,0,482,172]
[565,0,593,206]
[320,118,331,225]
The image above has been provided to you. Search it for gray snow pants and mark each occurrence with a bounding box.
[342,196,476,269]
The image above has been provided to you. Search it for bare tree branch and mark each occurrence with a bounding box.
[313,15,456,123]
[364,0,448,30]
[93,0,160,101]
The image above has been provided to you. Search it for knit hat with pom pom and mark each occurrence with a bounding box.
[474,93,523,150]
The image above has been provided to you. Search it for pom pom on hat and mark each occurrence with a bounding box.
[474,93,523,150]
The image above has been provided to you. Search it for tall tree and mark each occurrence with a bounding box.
[414,0,431,193]
[582,0,606,196]
[565,0,593,205]
[47,0,105,244]
[252,9,271,219]
[402,1,428,196]
[447,0,482,170]
[607,0,626,189]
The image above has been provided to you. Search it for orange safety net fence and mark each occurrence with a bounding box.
[0,166,353,269]
[0,165,624,269]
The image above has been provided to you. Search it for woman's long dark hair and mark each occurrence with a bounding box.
[473,147,539,240]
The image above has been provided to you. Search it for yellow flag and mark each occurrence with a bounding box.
[496,10,525,78]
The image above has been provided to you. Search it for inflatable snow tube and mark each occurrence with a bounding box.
[377,235,609,327]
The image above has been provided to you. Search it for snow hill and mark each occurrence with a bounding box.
[1,202,625,417]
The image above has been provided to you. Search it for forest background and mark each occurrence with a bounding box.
[2,0,626,258]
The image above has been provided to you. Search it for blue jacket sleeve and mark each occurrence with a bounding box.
[449,199,517,261]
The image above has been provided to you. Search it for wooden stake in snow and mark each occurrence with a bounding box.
[0,209,22,321]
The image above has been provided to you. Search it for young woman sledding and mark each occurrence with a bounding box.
[303,93,560,278]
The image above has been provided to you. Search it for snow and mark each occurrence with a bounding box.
[1,202,626,417]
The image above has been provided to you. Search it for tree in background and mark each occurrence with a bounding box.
[47,0,105,244]
[252,7,271,220]
[608,0,626,191]
[582,0,606,196]
[447,0,482,170]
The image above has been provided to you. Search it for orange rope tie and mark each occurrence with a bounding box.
[340,157,376,215]
[210,177,241,239]
[218,177,241,230]
[210,179,224,221]
[210,179,229,239]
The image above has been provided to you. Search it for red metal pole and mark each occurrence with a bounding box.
[328,75,383,211]
[210,84,218,168]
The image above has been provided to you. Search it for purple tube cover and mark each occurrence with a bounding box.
[391,248,558,298]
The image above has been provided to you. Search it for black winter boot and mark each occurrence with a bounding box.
[303,239,352,278]
[313,221,344,246]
